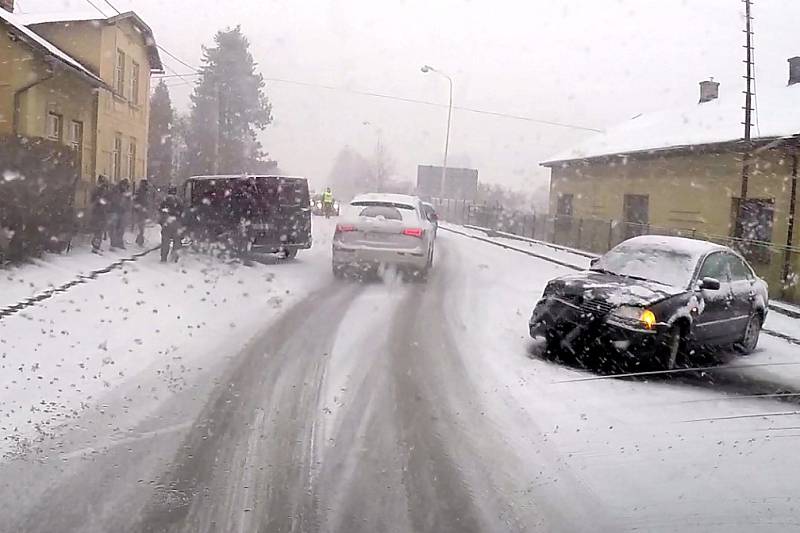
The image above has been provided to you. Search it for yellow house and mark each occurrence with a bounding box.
[16,9,164,205]
[0,5,106,204]
[542,70,800,301]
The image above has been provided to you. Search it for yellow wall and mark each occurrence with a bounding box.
[548,150,800,301]
[31,18,153,184]
[0,28,97,206]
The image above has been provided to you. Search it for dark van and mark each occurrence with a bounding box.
[184,175,312,258]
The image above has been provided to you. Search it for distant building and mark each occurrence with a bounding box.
[0,1,162,205]
[541,61,800,300]
[417,164,478,201]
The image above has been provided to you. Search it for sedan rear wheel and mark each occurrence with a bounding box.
[737,313,762,355]
[657,326,682,371]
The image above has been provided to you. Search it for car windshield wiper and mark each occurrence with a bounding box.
[590,268,667,286]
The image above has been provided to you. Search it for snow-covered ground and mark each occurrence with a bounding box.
[0,226,161,311]
[435,230,800,530]
[3,218,800,531]
[0,220,334,458]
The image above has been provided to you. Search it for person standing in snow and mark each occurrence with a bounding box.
[159,184,184,263]
[109,179,132,250]
[90,175,110,253]
[133,179,152,246]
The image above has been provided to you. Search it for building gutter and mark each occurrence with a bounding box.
[12,69,54,134]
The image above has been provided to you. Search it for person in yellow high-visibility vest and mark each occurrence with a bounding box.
[322,187,334,219]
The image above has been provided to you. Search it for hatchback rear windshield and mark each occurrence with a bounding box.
[358,206,403,220]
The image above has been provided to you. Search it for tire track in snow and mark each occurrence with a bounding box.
[0,245,159,321]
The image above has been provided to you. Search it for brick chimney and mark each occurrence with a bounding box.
[699,79,719,103]
[0,0,13,12]
[789,57,800,86]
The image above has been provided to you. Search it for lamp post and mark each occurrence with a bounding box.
[421,64,453,198]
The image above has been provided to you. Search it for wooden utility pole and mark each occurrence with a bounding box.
[739,0,754,201]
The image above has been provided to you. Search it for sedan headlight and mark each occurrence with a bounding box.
[610,306,657,330]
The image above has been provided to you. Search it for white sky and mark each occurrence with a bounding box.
[17,0,800,192]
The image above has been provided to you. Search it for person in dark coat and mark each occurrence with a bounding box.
[133,179,152,246]
[109,179,131,250]
[159,184,184,263]
[90,175,110,253]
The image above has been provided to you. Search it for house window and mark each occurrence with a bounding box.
[47,112,63,141]
[115,50,126,96]
[556,194,574,217]
[623,194,649,239]
[128,138,137,178]
[70,120,83,167]
[130,61,140,105]
[555,193,574,233]
[112,134,123,180]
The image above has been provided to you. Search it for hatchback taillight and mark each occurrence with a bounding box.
[402,228,424,238]
[336,224,356,233]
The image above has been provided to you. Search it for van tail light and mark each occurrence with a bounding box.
[335,223,356,233]
[402,228,424,238]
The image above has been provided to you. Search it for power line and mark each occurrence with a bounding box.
[83,0,108,17]
[101,0,120,14]
[96,1,598,132]
[154,71,601,131]
[155,46,198,72]
[83,0,196,86]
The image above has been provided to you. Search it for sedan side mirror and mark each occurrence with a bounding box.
[589,257,599,267]
[699,277,721,291]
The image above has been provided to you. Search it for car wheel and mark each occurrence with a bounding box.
[657,326,682,370]
[737,313,762,355]
[280,248,298,260]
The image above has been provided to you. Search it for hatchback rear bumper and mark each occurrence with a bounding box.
[332,244,428,269]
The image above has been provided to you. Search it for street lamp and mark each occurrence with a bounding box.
[421,64,453,198]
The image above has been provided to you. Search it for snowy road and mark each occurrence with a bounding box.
[2,219,800,532]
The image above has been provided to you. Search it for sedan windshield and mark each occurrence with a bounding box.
[592,244,696,288]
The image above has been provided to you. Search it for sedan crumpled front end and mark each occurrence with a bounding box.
[529,282,669,358]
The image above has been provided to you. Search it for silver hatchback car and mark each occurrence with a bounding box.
[332,193,436,279]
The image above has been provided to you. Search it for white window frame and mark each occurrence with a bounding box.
[127,138,137,178]
[115,49,126,96]
[130,61,140,105]
[47,112,63,141]
[112,133,123,180]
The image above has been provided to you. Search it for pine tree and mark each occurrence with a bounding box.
[186,26,272,175]
[147,80,174,185]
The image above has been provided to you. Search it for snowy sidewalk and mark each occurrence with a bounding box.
[0,226,161,316]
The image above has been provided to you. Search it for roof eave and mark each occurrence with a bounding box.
[109,11,163,72]
[1,19,107,89]
[540,135,800,168]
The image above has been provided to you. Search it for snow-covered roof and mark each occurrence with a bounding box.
[0,7,105,87]
[15,10,163,73]
[13,11,103,25]
[350,193,420,207]
[543,84,800,165]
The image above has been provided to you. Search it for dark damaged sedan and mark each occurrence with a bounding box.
[529,236,769,369]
